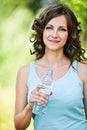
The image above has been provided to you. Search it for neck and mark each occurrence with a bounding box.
[39,52,70,69]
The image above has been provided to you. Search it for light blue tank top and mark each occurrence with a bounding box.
[27,60,87,130]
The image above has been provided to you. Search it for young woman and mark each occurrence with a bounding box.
[14,4,87,130]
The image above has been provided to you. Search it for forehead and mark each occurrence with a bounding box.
[46,15,67,26]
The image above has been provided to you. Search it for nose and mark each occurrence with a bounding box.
[52,29,58,38]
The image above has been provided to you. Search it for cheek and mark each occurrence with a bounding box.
[43,31,49,37]
[43,29,52,38]
[63,33,68,41]
[43,31,48,41]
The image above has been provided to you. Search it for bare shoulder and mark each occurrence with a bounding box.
[16,63,30,86]
[78,62,87,72]
[77,62,87,83]
[17,64,30,76]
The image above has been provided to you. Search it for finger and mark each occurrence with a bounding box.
[31,92,48,103]
[30,86,48,103]
[34,95,48,103]
[36,85,45,91]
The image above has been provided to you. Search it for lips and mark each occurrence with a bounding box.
[49,39,60,44]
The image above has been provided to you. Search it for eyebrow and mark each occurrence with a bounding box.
[46,24,67,28]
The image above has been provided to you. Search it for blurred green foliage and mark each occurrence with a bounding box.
[0,87,34,130]
[0,7,34,87]
[0,0,87,130]
[60,0,87,43]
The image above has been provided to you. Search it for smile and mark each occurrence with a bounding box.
[49,40,60,44]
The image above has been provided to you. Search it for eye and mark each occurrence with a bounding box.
[45,26,53,30]
[59,28,67,32]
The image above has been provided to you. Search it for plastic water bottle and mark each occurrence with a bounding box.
[32,69,53,115]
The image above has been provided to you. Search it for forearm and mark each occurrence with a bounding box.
[14,104,33,130]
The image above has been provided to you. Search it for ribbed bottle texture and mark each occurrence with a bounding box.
[32,69,53,115]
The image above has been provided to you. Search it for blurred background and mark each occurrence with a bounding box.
[0,0,87,129]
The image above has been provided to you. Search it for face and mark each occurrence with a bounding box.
[43,15,68,52]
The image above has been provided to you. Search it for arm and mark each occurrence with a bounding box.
[14,64,48,130]
[78,62,87,119]
[14,65,33,130]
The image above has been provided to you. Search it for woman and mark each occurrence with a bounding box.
[14,4,87,130]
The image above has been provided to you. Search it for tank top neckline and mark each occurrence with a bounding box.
[31,60,77,82]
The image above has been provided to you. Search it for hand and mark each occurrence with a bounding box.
[29,85,48,106]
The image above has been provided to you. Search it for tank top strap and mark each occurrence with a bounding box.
[27,61,35,87]
[30,60,35,69]
[71,60,78,69]
[29,60,35,76]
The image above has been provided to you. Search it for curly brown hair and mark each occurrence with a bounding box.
[30,4,87,62]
